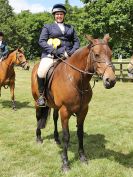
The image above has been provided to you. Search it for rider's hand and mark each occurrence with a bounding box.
[51,49,57,57]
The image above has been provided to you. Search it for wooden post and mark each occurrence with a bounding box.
[112,61,129,81]
[120,62,123,81]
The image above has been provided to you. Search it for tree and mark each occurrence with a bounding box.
[14,11,53,59]
[80,0,133,57]
[0,0,16,49]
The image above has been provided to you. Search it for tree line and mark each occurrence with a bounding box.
[0,0,133,59]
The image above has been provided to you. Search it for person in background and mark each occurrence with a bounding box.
[37,3,80,106]
[0,32,8,62]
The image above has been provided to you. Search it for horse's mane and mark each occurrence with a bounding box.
[72,46,87,56]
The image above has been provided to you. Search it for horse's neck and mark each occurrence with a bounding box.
[68,47,90,70]
[3,53,15,68]
[66,47,92,84]
[67,47,93,76]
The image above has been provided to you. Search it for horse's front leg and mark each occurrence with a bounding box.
[53,109,60,144]
[60,106,70,172]
[77,106,88,163]
[10,80,16,110]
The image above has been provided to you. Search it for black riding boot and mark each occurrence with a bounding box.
[37,75,46,106]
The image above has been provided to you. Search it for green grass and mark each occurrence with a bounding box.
[0,64,133,177]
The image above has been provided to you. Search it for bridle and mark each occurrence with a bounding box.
[16,51,28,68]
[89,43,115,78]
[56,43,115,113]
[58,43,114,78]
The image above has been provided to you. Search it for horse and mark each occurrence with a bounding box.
[0,49,29,110]
[31,34,116,172]
[127,55,133,77]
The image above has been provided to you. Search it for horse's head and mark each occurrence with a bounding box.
[127,55,133,77]
[86,34,116,89]
[14,49,30,70]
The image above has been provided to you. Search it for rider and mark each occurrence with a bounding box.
[0,32,8,62]
[37,3,80,106]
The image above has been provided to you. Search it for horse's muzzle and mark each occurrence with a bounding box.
[103,77,116,89]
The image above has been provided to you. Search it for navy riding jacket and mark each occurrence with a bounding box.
[0,41,8,58]
[39,23,80,58]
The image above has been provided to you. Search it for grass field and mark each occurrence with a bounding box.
[0,63,133,177]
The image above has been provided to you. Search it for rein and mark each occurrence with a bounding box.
[58,57,95,75]
[57,43,113,78]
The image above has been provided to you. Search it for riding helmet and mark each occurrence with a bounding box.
[52,4,67,14]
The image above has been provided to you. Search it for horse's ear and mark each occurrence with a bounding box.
[17,47,24,53]
[20,47,24,52]
[103,34,111,43]
[85,34,94,43]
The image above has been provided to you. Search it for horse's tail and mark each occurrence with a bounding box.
[36,106,51,129]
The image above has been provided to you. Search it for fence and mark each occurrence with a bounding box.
[112,61,133,81]
[93,60,133,82]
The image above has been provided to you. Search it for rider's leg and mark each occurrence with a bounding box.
[37,75,45,106]
[37,57,55,106]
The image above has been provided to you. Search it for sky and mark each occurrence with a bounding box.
[9,0,84,13]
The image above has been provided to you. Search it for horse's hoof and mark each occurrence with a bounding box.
[80,155,88,164]
[61,164,70,173]
[36,138,43,144]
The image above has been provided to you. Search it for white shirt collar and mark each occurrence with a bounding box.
[55,21,65,34]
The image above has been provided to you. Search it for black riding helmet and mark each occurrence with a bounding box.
[0,32,4,36]
[52,4,67,14]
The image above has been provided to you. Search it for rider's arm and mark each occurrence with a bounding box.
[38,25,54,54]
[68,27,80,56]
[3,43,8,56]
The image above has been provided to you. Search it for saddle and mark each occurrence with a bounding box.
[44,59,61,100]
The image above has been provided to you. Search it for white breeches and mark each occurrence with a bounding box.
[37,57,56,78]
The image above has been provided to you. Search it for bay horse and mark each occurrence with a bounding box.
[31,34,116,171]
[0,49,29,110]
[127,55,133,77]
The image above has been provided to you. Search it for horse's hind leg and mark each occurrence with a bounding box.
[60,106,70,172]
[77,106,88,163]
[53,109,60,144]
[10,81,16,110]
